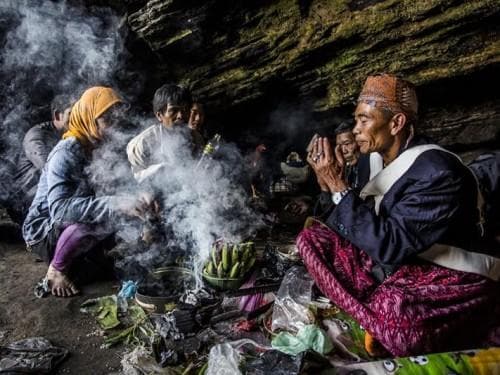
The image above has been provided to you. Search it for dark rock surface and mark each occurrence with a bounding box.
[125,0,500,148]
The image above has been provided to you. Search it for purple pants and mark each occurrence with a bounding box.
[50,224,110,272]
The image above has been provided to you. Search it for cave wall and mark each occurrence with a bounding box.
[125,0,500,149]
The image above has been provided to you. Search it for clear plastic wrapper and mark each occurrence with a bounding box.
[271,266,315,333]
[206,339,270,375]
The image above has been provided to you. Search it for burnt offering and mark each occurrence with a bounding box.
[136,267,195,313]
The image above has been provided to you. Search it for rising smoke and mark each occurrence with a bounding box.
[91,123,263,283]
[0,0,263,282]
[0,0,134,162]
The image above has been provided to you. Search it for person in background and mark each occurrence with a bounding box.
[468,151,500,249]
[127,84,204,183]
[8,95,73,224]
[334,121,361,189]
[298,73,499,356]
[23,87,151,297]
[312,122,363,217]
[188,101,207,141]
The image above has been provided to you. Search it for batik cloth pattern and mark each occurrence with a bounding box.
[297,224,499,356]
[334,347,500,374]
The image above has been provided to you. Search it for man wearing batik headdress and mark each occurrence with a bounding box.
[298,73,500,357]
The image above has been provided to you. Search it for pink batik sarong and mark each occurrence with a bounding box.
[297,224,499,356]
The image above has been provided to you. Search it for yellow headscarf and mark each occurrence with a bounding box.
[63,86,123,147]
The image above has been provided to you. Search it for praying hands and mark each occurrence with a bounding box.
[307,135,348,193]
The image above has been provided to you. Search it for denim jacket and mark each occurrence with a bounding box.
[22,137,121,245]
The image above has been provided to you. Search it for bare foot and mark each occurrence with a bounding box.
[46,264,80,297]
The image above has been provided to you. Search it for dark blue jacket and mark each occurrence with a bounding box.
[326,136,479,268]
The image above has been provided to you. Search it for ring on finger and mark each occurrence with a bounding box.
[312,157,318,162]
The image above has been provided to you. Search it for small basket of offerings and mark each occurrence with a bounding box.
[202,240,256,290]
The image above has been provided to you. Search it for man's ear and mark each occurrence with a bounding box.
[155,112,163,122]
[390,113,407,136]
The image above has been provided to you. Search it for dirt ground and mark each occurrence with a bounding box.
[0,216,124,374]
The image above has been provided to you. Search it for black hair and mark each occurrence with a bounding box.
[50,94,74,116]
[153,84,192,114]
[334,121,354,136]
[379,107,418,129]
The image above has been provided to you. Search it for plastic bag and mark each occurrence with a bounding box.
[271,266,315,333]
[206,339,270,375]
[206,343,242,375]
[118,280,138,299]
[271,324,333,356]
[0,337,68,374]
[121,345,184,375]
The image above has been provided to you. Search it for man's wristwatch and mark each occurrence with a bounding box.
[332,188,351,205]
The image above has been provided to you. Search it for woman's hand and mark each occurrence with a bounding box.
[116,192,160,220]
[131,192,161,220]
[307,137,348,193]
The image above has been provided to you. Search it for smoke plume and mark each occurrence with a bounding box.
[0,0,263,285]
[0,0,134,164]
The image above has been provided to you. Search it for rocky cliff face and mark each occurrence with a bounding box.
[126,0,500,148]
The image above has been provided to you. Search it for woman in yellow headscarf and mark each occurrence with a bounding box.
[63,86,123,147]
[23,87,145,297]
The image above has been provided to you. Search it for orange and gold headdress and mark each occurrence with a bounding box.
[358,73,418,118]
